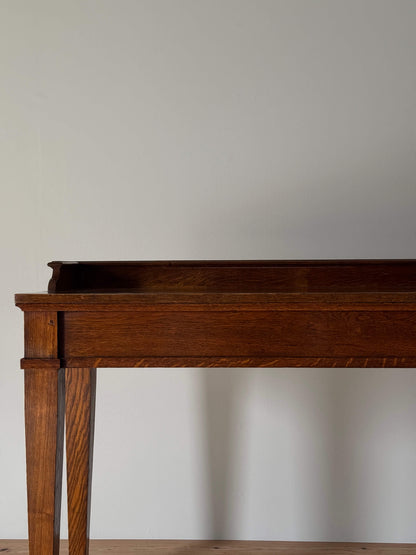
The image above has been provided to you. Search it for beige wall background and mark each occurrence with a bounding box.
[1,0,416,542]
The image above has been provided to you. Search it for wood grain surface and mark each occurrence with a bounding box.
[24,368,65,555]
[15,293,416,312]
[24,312,57,358]
[1,540,416,554]
[59,355,416,368]
[65,368,96,555]
[46,259,416,293]
[62,310,416,359]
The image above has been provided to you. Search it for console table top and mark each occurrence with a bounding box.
[16,260,416,553]
[15,259,416,309]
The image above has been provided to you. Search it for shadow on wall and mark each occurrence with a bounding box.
[199,354,416,541]
[200,368,243,540]
[192,164,416,541]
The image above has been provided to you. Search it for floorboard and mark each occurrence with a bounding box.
[1,540,415,554]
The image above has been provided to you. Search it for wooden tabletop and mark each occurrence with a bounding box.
[15,259,416,310]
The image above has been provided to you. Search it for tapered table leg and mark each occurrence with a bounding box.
[65,368,96,555]
[24,367,65,555]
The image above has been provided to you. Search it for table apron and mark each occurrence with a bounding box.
[59,310,416,359]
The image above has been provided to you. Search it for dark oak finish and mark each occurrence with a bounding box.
[15,292,416,311]
[41,355,416,368]
[23,310,64,555]
[16,260,416,554]
[61,310,416,358]
[24,367,65,555]
[66,368,96,555]
[46,259,416,293]
[24,311,57,358]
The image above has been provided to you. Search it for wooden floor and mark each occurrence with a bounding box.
[1,540,415,554]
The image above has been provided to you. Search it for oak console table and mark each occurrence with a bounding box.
[15,260,416,555]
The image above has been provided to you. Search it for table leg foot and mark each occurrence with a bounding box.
[65,368,96,555]
[24,367,65,555]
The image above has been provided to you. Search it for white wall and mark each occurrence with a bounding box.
[1,0,416,542]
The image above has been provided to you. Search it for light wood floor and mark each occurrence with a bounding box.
[1,540,415,554]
